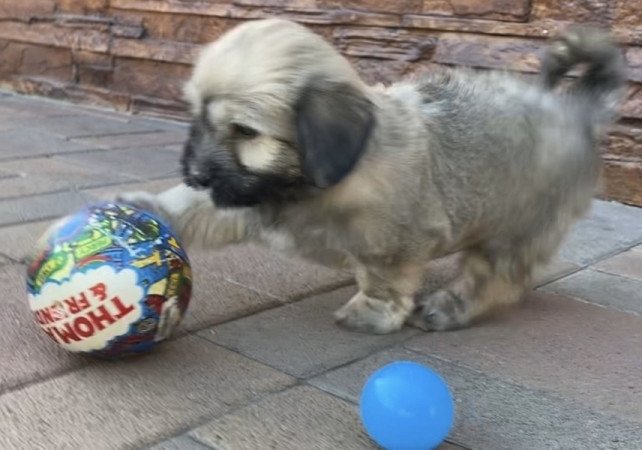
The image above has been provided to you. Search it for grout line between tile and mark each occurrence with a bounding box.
[591,265,642,282]
[0,251,19,264]
[541,290,642,317]
[536,239,642,289]
[533,265,585,288]
[139,380,300,450]
[0,362,90,397]
[185,280,356,339]
[184,435,217,450]
[0,138,181,164]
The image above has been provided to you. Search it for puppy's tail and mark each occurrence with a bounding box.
[540,26,626,124]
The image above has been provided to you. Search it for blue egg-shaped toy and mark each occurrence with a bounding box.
[360,361,454,450]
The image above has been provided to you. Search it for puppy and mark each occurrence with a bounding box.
[120,19,625,334]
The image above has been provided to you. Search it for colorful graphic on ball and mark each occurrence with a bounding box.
[26,202,192,359]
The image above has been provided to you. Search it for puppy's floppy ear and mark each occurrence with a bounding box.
[295,77,375,188]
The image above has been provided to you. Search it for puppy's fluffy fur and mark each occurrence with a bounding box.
[120,19,625,333]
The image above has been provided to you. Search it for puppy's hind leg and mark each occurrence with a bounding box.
[335,261,422,334]
[412,248,534,331]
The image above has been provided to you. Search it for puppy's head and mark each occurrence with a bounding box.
[181,19,375,207]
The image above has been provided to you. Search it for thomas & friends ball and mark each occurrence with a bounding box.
[360,361,455,450]
[26,202,192,359]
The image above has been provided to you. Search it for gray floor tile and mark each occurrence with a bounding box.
[57,146,182,181]
[29,114,159,139]
[0,96,78,121]
[0,128,94,160]
[540,268,642,315]
[84,177,183,201]
[0,264,86,393]
[593,245,642,281]
[71,130,185,150]
[0,336,294,449]
[199,287,418,378]
[405,291,642,422]
[0,190,90,226]
[189,245,353,303]
[559,200,642,266]
[181,271,281,332]
[0,220,53,261]
[0,157,131,199]
[190,385,374,450]
[130,116,189,132]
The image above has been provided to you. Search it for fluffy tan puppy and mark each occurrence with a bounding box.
[120,19,625,334]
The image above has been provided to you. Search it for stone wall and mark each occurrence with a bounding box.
[0,0,640,205]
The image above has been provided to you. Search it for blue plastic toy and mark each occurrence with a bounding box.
[359,361,454,450]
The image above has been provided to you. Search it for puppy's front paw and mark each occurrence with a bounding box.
[334,292,409,334]
[116,191,162,215]
[411,289,470,331]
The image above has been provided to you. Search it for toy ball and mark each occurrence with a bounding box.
[360,361,454,450]
[26,202,192,359]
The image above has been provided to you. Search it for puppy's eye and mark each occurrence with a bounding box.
[231,123,259,139]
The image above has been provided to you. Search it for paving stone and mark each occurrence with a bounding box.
[541,268,642,315]
[190,245,353,303]
[147,436,213,450]
[181,271,281,333]
[133,116,189,132]
[69,106,183,131]
[190,385,374,450]
[0,128,93,160]
[84,177,183,202]
[31,114,162,139]
[0,335,294,449]
[0,220,53,261]
[0,157,131,199]
[559,200,642,266]
[0,95,78,121]
[57,146,182,181]
[71,130,185,150]
[404,291,642,422]
[68,106,144,123]
[593,245,642,281]
[311,348,642,450]
[0,190,90,226]
[0,264,86,393]
[199,287,419,378]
